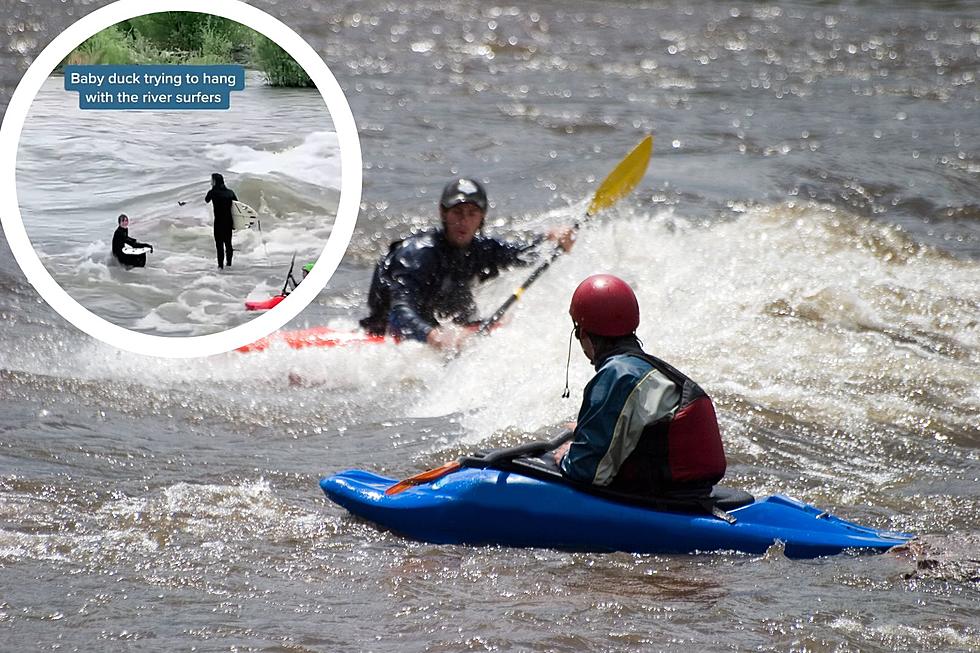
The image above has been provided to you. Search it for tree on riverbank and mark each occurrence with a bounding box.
[63,12,313,88]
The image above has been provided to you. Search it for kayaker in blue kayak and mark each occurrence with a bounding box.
[324,274,912,556]
[359,178,575,350]
[553,274,728,497]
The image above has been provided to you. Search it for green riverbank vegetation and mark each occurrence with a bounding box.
[63,12,313,88]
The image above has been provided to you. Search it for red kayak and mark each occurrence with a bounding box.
[236,322,500,353]
[237,326,389,353]
[244,263,313,311]
[245,295,286,311]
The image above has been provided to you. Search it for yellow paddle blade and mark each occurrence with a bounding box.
[586,135,653,216]
[385,460,462,496]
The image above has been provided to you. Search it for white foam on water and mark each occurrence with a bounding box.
[75,257,112,283]
[827,617,979,650]
[0,528,71,563]
[0,479,332,569]
[252,223,331,259]
[204,130,342,190]
[413,203,980,443]
[2,202,976,447]
[35,206,334,336]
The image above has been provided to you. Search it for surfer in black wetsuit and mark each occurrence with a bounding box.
[204,172,237,269]
[111,214,153,268]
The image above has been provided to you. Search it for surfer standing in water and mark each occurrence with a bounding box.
[204,173,237,270]
[111,214,153,268]
[360,178,575,351]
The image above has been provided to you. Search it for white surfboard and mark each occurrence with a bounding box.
[122,245,152,255]
[231,201,260,230]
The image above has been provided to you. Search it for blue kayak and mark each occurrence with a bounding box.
[320,461,913,558]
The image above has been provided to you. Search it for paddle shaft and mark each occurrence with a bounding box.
[280,254,298,296]
[461,428,574,468]
[386,429,574,495]
[477,222,581,335]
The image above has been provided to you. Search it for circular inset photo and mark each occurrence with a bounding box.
[15,11,345,337]
[2,1,362,359]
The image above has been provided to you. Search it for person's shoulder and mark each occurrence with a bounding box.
[586,354,659,400]
[597,353,656,380]
[386,228,443,269]
[397,228,443,251]
[470,232,516,253]
[472,231,507,245]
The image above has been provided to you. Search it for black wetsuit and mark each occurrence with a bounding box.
[205,180,237,268]
[111,227,150,268]
[359,227,542,341]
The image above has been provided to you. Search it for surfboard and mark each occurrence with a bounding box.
[122,245,152,255]
[232,201,259,230]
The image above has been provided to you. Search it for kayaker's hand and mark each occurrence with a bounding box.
[552,440,572,465]
[494,312,513,328]
[426,326,469,352]
[547,226,576,252]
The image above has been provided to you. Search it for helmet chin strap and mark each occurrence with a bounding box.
[561,326,575,399]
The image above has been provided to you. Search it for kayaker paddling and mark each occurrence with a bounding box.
[111,214,153,268]
[240,137,654,356]
[553,274,728,496]
[359,178,575,351]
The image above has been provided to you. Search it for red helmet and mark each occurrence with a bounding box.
[569,274,639,337]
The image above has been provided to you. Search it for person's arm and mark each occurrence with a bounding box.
[559,366,646,485]
[204,189,213,204]
[483,234,544,272]
[481,225,575,275]
[386,244,440,343]
[545,226,576,252]
[551,421,578,463]
[558,368,626,484]
[561,362,680,486]
[424,325,469,351]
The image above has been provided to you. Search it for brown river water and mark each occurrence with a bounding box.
[1,1,977,650]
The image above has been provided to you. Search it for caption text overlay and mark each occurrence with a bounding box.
[64,64,245,110]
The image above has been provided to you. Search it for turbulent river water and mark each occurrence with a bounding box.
[1,1,978,651]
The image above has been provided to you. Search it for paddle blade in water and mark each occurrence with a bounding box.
[385,460,462,496]
[587,135,653,216]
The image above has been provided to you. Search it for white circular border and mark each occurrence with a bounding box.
[0,0,361,358]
